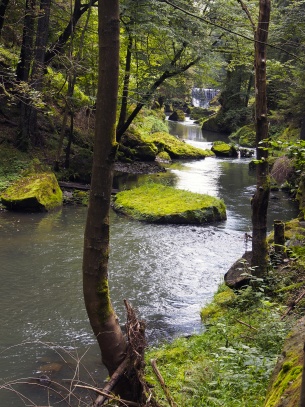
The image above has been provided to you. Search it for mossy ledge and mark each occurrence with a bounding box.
[1,172,63,212]
[112,183,226,224]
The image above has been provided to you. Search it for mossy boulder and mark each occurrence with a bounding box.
[264,316,305,407]
[229,124,256,147]
[168,109,185,122]
[211,141,238,157]
[118,130,158,162]
[112,183,227,224]
[1,172,63,211]
[146,131,210,159]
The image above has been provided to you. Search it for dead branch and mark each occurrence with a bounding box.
[75,383,138,406]
[94,357,129,406]
[151,359,178,407]
[281,290,305,320]
[235,319,258,331]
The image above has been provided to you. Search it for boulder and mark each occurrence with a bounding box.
[211,141,238,157]
[1,172,63,212]
[224,251,252,289]
[168,110,185,122]
[112,183,227,224]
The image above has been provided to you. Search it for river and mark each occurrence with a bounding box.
[0,119,298,405]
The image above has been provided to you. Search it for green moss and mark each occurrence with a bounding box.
[230,124,256,147]
[96,278,113,323]
[1,172,63,211]
[145,131,210,159]
[112,183,226,224]
[265,362,302,407]
[211,141,238,157]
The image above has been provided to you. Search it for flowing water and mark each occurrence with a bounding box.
[0,119,299,405]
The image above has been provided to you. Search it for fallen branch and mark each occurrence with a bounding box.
[151,359,178,407]
[235,319,258,331]
[93,357,129,406]
[281,290,305,320]
[75,384,138,406]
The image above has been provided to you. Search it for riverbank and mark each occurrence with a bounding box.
[145,219,305,407]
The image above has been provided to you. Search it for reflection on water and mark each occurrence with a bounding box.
[0,119,299,405]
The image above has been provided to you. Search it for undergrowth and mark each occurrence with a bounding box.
[145,279,290,407]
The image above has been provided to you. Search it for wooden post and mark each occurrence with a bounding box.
[274,220,285,255]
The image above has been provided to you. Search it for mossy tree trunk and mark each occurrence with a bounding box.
[251,0,271,277]
[82,0,128,385]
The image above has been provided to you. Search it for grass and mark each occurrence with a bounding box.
[145,283,290,407]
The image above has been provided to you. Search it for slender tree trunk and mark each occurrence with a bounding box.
[116,56,200,139]
[29,0,51,144]
[117,32,132,140]
[82,0,127,378]
[16,0,36,82]
[0,0,10,36]
[251,0,271,277]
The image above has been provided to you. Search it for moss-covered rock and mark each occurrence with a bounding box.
[119,130,158,162]
[1,172,63,211]
[146,131,209,159]
[112,183,227,224]
[230,124,256,147]
[168,109,185,122]
[264,316,305,407]
[211,141,238,157]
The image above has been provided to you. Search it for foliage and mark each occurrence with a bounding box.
[0,145,30,191]
[112,183,226,223]
[146,281,289,407]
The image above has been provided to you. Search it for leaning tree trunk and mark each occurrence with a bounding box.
[251,0,271,277]
[82,0,127,378]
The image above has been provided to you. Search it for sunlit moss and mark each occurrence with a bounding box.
[112,183,226,224]
[1,172,63,211]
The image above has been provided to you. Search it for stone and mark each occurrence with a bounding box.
[211,141,238,158]
[1,172,63,212]
[224,251,252,289]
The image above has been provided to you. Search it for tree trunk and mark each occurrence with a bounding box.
[29,0,51,145]
[0,0,10,36]
[82,0,127,378]
[117,32,132,140]
[16,0,36,82]
[251,0,271,277]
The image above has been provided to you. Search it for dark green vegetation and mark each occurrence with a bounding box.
[112,183,226,224]
[146,217,305,406]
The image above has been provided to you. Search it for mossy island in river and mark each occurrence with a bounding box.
[112,183,226,224]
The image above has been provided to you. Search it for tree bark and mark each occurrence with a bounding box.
[251,0,271,277]
[82,0,127,378]
[117,32,133,138]
[16,0,36,82]
[0,0,10,36]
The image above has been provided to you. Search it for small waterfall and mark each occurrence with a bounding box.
[192,88,219,108]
